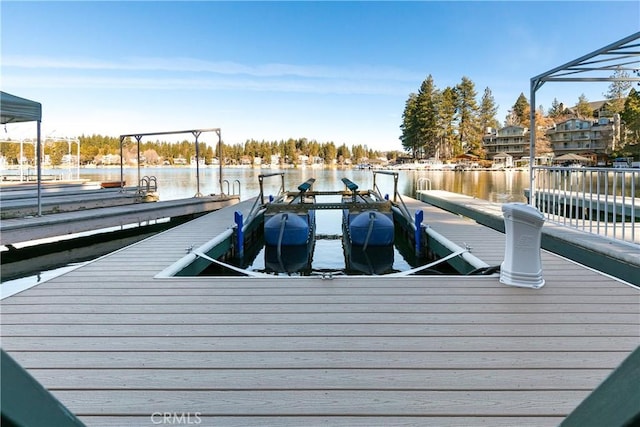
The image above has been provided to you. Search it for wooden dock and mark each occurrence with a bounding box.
[0,194,239,246]
[417,189,640,286]
[1,197,638,426]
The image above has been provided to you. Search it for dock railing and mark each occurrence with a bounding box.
[531,166,639,245]
[373,170,414,227]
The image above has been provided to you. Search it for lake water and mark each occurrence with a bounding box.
[77,166,530,203]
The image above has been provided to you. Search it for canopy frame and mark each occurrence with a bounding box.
[0,92,44,215]
[528,32,640,205]
[119,128,223,197]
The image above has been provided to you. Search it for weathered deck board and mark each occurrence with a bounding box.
[27,368,612,390]
[2,301,636,314]
[38,389,593,415]
[9,351,632,370]
[3,312,636,325]
[3,334,637,353]
[76,415,565,427]
[4,323,637,337]
[1,195,638,427]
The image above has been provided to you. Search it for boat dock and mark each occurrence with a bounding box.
[416,189,640,285]
[1,195,638,426]
[0,193,239,246]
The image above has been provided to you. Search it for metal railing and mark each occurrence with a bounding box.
[373,170,414,227]
[416,177,432,191]
[222,179,241,198]
[531,166,639,245]
[139,175,157,194]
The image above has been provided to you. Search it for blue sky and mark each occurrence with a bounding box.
[2,1,639,151]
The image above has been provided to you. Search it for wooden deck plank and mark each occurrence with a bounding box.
[10,351,631,370]
[3,312,636,325]
[80,413,562,427]
[3,323,636,337]
[77,415,566,427]
[46,389,590,416]
[3,293,635,304]
[28,368,612,390]
[3,336,637,352]
[13,284,637,295]
[2,302,636,314]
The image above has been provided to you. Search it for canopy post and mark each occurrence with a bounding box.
[216,129,223,195]
[529,79,537,207]
[36,120,42,216]
[136,135,143,194]
[119,136,125,192]
[192,130,203,197]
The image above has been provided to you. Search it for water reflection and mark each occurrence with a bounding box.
[76,166,531,203]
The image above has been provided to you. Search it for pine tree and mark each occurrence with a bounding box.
[400,93,419,158]
[510,93,529,125]
[455,76,482,155]
[437,86,458,159]
[621,88,640,144]
[479,87,500,134]
[604,67,632,114]
[415,75,440,159]
[548,98,563,118]
[576,94,593,119]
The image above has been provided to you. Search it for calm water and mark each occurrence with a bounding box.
[77,166,530,203]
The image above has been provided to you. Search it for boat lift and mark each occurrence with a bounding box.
[238,171,425,260]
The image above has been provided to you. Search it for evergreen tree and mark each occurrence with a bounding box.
[548,98,563,118]
[576,94,593,119]
[510,93,529,125]
[621,87,640,144]
[437,86,458,159]
[455,76,481,155]
[400,93,420,158]
[336,143,351,164]
[604,67,632,114]
[479,87,500,133]
[415,75,440,159]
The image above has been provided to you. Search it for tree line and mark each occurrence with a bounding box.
[0,134,398,167]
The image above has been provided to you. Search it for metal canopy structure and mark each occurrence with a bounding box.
[528,32,640,204]
[0,91,44,215]
[119,128,223,197]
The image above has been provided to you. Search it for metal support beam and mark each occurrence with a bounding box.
[119,128,222,198]
[192,130,202,197]
[528,32,639,208]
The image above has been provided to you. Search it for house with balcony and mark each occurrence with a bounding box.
[545,116,620,164]
[482,125,529,160]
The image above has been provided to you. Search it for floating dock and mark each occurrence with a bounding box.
[1,195,638,426]
[0,193,239,246]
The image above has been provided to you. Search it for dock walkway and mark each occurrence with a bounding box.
[0,195,239,246]
[417,189,640,286]
[1,196,638,426]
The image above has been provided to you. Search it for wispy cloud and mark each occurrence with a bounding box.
[3,73,415,96]
[3,54,422,84]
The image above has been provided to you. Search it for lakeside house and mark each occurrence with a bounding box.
[482,100,625,167]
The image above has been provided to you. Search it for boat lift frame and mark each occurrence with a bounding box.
[118,127,223,197]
